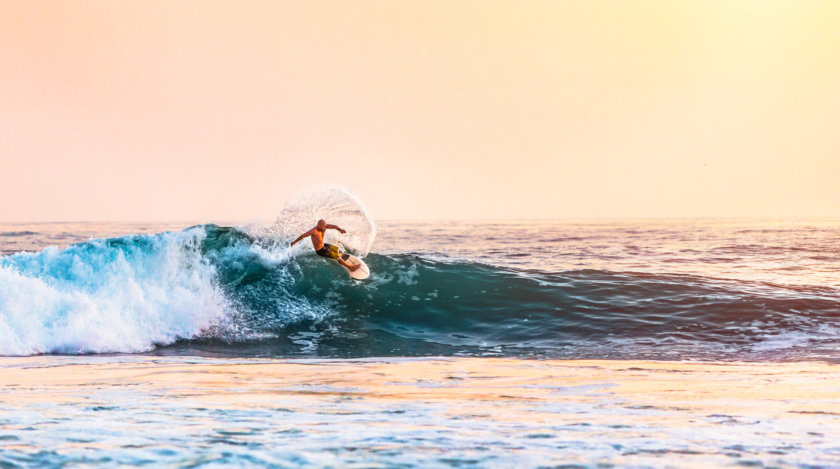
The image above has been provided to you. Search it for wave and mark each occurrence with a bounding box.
[1,223,838,360]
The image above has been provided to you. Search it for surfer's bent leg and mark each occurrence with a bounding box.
[316,243,357,270]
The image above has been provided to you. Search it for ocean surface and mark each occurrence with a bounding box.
[1,192,839,467]
[1,216,838,362]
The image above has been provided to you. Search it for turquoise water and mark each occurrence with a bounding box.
[1,191,839,467]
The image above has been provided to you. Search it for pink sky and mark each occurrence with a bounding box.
[1,1,839,222]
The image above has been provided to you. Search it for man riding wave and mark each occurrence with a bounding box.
[290,219,361,271]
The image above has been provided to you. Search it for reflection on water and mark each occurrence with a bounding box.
[1,356,838,467]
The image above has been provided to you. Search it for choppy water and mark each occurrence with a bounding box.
[3,356,840,468]
[1,190,839,467]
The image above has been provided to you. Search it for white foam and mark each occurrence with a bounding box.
[0,228,230,356]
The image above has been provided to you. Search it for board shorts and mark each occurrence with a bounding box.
[315,243,341,260]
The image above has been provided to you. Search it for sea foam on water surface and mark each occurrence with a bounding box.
[1,356,839,468]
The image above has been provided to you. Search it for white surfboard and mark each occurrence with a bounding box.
[339,252,370,280]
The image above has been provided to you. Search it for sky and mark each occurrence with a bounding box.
[1,0,838,222]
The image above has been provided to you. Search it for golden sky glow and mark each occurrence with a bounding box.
[1,1,838,221]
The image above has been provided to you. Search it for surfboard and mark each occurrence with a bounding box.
[339,253,370,280]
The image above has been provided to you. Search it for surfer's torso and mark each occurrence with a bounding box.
[309,228,326,250]
[290,220,361,272]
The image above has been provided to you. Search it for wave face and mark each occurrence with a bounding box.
[2,222,839,360]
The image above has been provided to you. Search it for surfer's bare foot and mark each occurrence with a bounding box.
[338,259,360,271]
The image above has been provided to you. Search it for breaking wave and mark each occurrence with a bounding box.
[1,223,838,360]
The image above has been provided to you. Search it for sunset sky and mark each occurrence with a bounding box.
[1,0,838,222]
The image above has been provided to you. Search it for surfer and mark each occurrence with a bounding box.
[290,219,361,271]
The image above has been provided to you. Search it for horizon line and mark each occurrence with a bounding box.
[2,215,840,225]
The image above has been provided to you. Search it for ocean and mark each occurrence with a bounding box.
[1,193,839,467]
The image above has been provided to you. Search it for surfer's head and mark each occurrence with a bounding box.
[317,219,327,231]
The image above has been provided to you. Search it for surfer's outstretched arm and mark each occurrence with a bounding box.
[290,228,314,247]
[326,224,347,234]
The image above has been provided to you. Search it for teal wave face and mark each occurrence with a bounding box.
[198,226,840,361]
[1,224,839,360]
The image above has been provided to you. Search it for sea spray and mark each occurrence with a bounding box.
[257,186,377,257]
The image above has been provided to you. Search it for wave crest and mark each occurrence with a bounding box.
[0,228,229,355]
